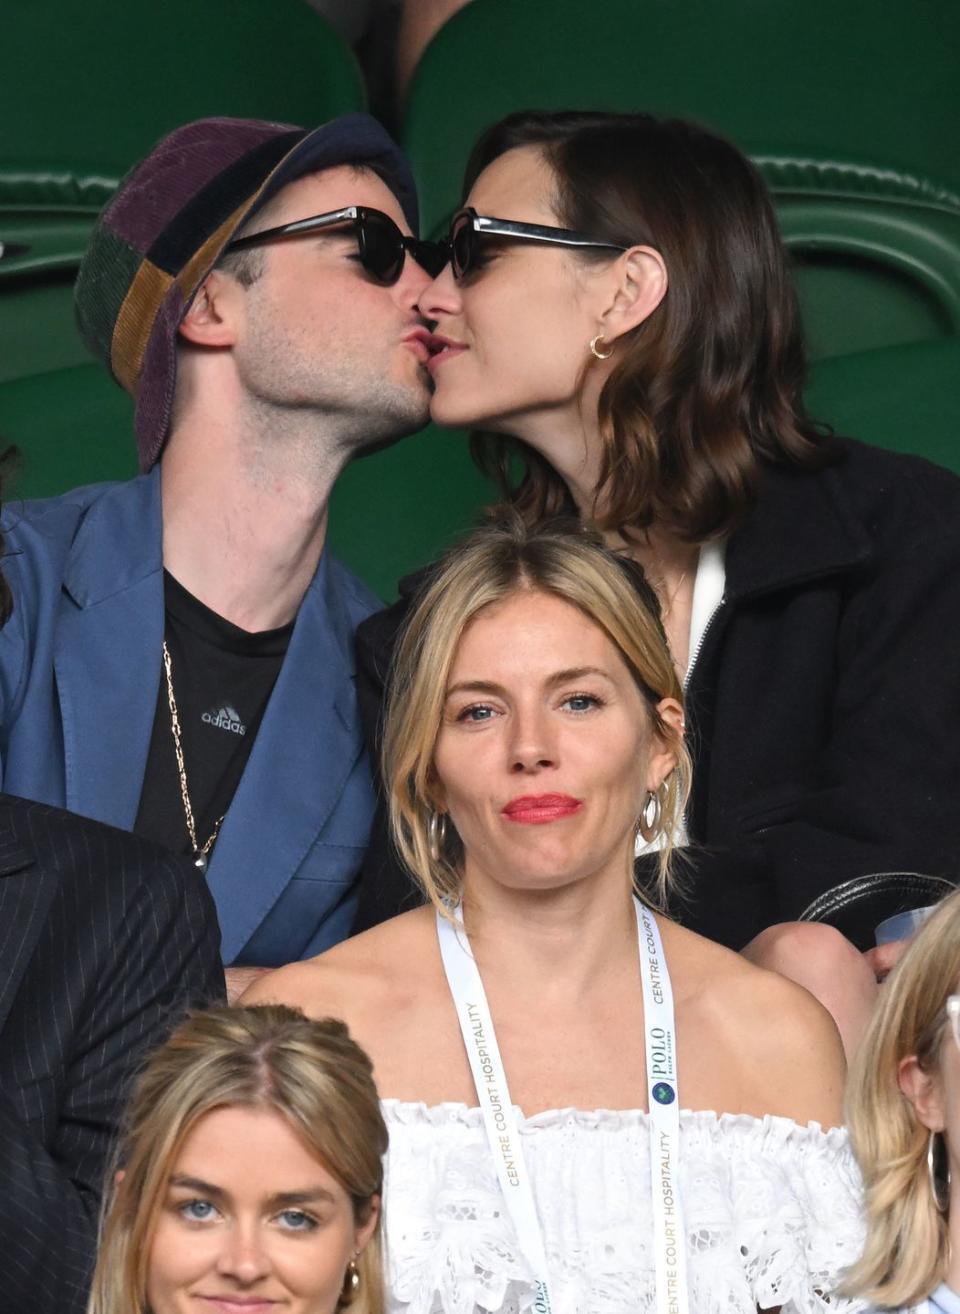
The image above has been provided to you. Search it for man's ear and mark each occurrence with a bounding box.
[898,1054,947,1132]
[177,271,242,348]
[599,245,668,343]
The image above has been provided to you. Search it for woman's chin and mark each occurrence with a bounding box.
[428,393,486,431]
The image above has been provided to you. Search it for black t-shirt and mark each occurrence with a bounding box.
[134,571,293,858]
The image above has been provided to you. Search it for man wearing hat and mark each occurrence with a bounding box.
[0,113,444,993]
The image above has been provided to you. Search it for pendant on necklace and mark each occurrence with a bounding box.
[194,851,208,874]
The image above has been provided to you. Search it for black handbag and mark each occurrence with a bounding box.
[798,872,957,952]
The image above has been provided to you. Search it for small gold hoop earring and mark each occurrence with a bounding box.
[589,333,613,360]
[428,810,448,863]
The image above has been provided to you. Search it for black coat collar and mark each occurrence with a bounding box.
[725,447,874,601]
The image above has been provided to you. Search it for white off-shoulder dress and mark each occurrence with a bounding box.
[381,1099,866,1314]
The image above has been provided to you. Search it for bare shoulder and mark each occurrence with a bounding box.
[243,907,437,1028]
[663,918,846,1128]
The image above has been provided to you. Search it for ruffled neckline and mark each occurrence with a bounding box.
[381,1096,849,1143]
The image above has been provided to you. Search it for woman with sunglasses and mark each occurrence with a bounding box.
[355,110,960,1053]
[844,888,960,1312]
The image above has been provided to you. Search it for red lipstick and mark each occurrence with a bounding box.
[501,793,583,824]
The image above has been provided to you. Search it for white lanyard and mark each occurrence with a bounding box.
[436,897,689,1314]
[437,908,554,1314]
[635,898,689,1314]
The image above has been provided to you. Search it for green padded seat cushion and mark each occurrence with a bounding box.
[805,338,960,474]
[0,364,136,500]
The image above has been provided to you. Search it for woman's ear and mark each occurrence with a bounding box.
[354,1193,381,1253]
[898,1054,947,1132]
[177,271,242,348]
[601,245,668,342]
[645,696,684,789]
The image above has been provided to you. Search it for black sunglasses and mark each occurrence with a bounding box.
[225,206,448,284]
[447,206,628,280]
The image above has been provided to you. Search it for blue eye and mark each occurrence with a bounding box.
[277,1208,319,1231]
[562,693,603,713]
[179,1199,218,1222]
[457,704,496,722]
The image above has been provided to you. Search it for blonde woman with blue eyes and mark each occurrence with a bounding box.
[86,1005,386,1314]
[845,889,960,1314]
[248,518,866,1314]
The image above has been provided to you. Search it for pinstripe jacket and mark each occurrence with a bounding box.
[0,794,224,1314]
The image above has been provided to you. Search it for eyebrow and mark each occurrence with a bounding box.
[169,1175,226,1199]
[168,1175,337,1208]
[445,666,616,698]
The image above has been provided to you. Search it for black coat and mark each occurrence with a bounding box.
[354,439,960,949]
[0,796,225,1314]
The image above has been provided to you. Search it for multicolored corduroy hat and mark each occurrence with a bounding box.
[75,113,419,471]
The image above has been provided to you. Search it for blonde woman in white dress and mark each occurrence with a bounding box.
[248,518,865,1314]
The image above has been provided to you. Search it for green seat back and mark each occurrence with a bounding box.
[327,424,495,599]
[403,0,960,360]
[0,365,136,498]
[0,0,365,384]
[804,338,960,473]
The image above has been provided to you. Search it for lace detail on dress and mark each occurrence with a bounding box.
[382,1101,867,1314]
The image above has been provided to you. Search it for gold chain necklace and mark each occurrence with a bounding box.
[162,639,226,872]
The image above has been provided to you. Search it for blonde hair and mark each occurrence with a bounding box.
[384,516,691,912]
[844,888,960,1306]
[87,1005,387,1314]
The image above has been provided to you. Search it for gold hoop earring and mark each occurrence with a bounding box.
[637,787,664,843]
[589,333,613,360]
[428,810,448,863]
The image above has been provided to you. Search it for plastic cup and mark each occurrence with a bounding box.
[875,905,937,946]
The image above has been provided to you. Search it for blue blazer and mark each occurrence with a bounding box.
[0,470,378,965]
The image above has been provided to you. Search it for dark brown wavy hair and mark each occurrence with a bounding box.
[463,110,834,543]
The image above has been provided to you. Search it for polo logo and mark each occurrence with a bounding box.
[201,705,246,735]
[652,1082,676,1105]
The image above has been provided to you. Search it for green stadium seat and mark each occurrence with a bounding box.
[0,0,365,384]
[0,364,136,499]
[328,424,495,599]
[403,0,960,360]
[804,338,960,473]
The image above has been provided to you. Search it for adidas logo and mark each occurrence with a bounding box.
[202,704,246,736]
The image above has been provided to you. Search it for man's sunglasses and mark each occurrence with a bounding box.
[225,206,448,284]
[446,206,628,280]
